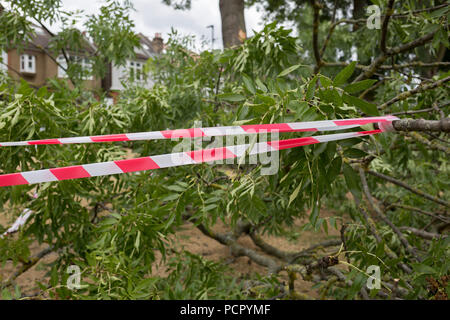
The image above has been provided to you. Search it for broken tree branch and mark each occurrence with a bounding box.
[390,118,450,133]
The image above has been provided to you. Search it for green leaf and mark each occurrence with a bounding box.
[255,78,268,92]
[310,203,320,225]
[217,93,246,102]
[306,76,318,100]
[319,75,333,88]
[288,100,308,115]
[344,148,368,158]
[327,157,342,183]
[134,231,141,251]
[334,61,357,86]
[343,93,379,115]
[166,185,186,192]
[242,74,256,94]
[343,163,361,199]
[344,79,377,94]
[278,64,303,77]
[412,264,437,275]
[288,182,302,207]
[337,138,361,147]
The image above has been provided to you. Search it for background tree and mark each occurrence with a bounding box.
[162,0,247,48]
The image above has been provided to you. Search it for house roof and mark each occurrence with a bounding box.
[22,24,96,56]
[135,33,156,59]
[25,24,53,51]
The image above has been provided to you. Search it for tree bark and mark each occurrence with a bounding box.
[219,0,246,48]
[352,0,368,31]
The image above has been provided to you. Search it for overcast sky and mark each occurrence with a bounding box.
[59,0,266,51]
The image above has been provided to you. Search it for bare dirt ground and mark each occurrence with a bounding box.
[0,209,343,299]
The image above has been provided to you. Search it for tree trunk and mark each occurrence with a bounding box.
[219,0,246,48]
[352,0,367,31]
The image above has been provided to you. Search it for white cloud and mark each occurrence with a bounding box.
[58,0,265,50]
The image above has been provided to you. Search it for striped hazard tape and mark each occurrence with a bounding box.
[0,129,383,187]
[0,116,398,147]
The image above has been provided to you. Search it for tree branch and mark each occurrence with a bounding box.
[366,170,450,207]
[388,203,449,224]
[399,226,447,241]
[309,0,323,73]
[378,76,450,110]
[354,25,445,82]
[380,0,396,54]
[390,118,450,133]
[402,131,450,154]
[359,167,421,261]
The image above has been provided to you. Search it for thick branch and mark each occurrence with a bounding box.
[249,231,341,263]
[310,0,323,72]
[185,215,281,273]
[319,0,338,58]
[380,0,396,54]
[391,118,450,133]
[1,246,54,289]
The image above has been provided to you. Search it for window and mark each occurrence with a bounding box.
[128,60,144,81]
[20,54,36,73]
[57,55,93,80]
[57,55,67,78]
[0,51,7,72]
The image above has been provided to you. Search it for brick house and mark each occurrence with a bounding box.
[0,4,164,98]
[4,24,101,89]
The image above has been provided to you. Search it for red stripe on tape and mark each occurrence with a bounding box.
[187,147,236,163]
[0,173,29,187]
[91,134,129,142]
[333,118,387,126]
[358,129,382,135]
[241,123,299,133]
[161,128,205,139]
[268,137,320,150]
[114,157,160,173]
[50,166,91,181]
[28,139,62,145]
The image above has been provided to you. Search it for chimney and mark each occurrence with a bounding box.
[152,33,164,54]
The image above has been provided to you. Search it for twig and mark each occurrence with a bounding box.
[390,101,449,116]
[378,77,450,110]
[399,226,447,241]
[359,167,421,262]
[388,203,449,224]
[367,170,449,208]
[354,25,445,82]
[402,131,450,154]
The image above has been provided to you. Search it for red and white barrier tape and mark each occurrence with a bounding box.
[0,129,382,187]
[0,116,398,147]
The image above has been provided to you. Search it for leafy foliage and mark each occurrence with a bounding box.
[0,0,449,300]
